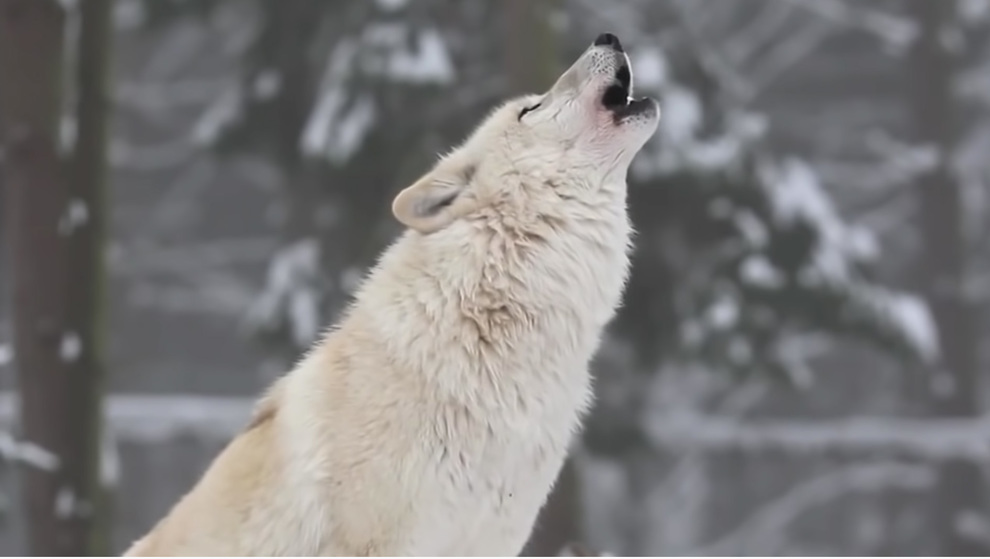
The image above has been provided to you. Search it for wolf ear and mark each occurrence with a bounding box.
[391,159,478,234]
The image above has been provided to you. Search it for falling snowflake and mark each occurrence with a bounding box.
[60,332,82,362]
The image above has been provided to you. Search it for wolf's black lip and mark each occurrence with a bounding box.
[602,84,627,109]
[611,97,655,123]
[616,65,631,90]
[601,64,632,111]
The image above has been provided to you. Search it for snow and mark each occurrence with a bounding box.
[394,28,455,84]
[301,41,363,161]
[0,392,250,444]
[767,157,880,280]
[54,486,92,519]
[375,0,409,12]
[60,332,82,362]
[113,0,146,30]
[644,412,990,461]
[288,285,321,349]
[54,486,75,519]
[629,47,668,91]
[302,78,376,162]
[246,239,323,348]
[252,69,281,101]
[952,126,990,234]
[362,26,455,85]
[772,336,824,389]
[67,199,89,228]
[740,255,786,289]
[706,296,739,329]
[59,115,77,154]
[955,510,990,544]
[1,393,253,444]
[327,98,377,164]
[961,0,990,23]
[558,543,614,556]
[728,338,753,364]
[659,86,702,145]
[649,111,767,175]
[100,430,121,488]
[883,292,940,362]
[58,199,90,236]
[0,432,59,471]
[191,87,242,146]
[301,84,348,158]
[770,158,833,229]
[301,25,454,163]
[0,391,984,471]
[845,226,880,261]
[0,344,12,367]
[734,210,770,248]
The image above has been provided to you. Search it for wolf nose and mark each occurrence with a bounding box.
[593,33,623,52]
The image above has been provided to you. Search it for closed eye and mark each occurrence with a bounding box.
[518,102,542,121]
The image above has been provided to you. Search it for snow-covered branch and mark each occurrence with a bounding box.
[0,392,982,463]
[0,431,59,472]
[111,237,278,277]
[0,394,254,444]
[109,136,195,172]
[645,413,990,461]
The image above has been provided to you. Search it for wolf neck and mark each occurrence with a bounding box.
[350,182,632,402]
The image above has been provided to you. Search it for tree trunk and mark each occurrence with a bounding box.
[906,0,986,555]
[503,0,560,96]
[262,0,321,243]
[0,0,73,555]
[64,0,115,554]
[0,0,112,554]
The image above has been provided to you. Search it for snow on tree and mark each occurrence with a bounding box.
[615,38,937,384]
[139,0,939,381]
[120,4,952,555]
[135,0,501,354]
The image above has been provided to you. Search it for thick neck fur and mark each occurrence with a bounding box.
[345,167,633,408]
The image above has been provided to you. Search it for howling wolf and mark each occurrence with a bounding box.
[125,32,659,556]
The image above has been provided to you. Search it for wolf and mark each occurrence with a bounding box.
[124,32,659,557]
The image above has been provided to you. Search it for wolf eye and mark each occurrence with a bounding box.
[518,102,542,120]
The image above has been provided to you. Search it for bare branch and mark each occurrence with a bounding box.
[780,0,918,51]
[693,462,933,556]
[114,78,230,112]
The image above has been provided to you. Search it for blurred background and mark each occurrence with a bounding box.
[0,0,987,555]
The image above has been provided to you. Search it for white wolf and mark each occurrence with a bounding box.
[125,32,659,557]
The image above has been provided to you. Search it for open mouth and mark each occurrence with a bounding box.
[601,62,652,120]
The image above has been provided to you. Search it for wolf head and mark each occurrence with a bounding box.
[393,33,660,234]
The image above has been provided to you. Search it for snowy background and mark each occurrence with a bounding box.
[2,0,990,555]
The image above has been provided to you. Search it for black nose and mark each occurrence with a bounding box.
[594,33,623,52]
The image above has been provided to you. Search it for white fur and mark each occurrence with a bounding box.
[125,37,658,557]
